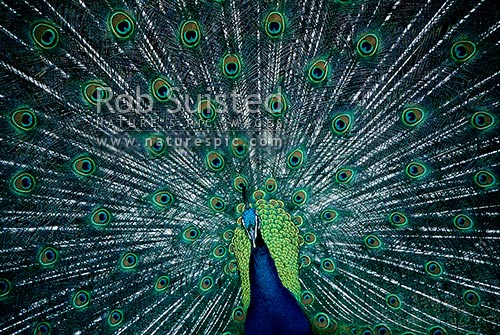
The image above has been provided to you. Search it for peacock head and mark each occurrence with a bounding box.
[242,206,260,248]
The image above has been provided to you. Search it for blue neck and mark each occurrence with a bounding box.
[244,236,312,335]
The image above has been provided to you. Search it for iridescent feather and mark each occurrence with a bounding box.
[1,0,500,335]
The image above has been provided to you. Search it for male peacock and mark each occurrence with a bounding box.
[1,0,500,334]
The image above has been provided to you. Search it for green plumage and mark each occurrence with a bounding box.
[232,198,301,310]
[1,0,500,334]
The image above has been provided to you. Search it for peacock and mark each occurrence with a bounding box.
[1,0,500,334]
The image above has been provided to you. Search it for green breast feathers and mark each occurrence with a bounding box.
[231,198,302,310]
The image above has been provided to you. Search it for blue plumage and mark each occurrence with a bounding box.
[246,235,312,335]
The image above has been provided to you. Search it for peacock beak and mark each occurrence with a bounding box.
[242,209,260,248]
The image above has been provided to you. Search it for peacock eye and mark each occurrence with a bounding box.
[267,93,287,117]
[34,321,51,335]
[331,114,352,134]
[303,232,317,244]
[83,82,110,105]
[335,168,355,184]
[233,175,248,191]
[356,33,379,57]
[453,214,473,230]
[291,189,308,206]
[72,156,96,176]
[463,289,480,306]
[180,20,201,48]
[12,172,36,193]
[91,208,111,226]
[212,244,227,258]
[222,229,234,241]
[425,261,443,277]
[250,190,265,202]
[389,211,407,226]
[293,215,304,226]
[470,111,494,130]
[31,22,59,49]
[183,226,201,242]
[199,276,213,291]
[473,170,496,188]
[11,109,38,131]
[108,309,124,326]
[301,291,314,305]
[144,136,167,156]
[152,190,174,207]
[72,290,91,308]
[405,162,427,179]
[300,255,311,268]
[222,54,242,78]
[264,178,278,193]
[39,246,59,266]
[321,258,335,272]
[375,324,392,335]
[120,252,138,269]
[264,12,285,38]
[109,11,135,39]
[313,312,331,329]
[287,149,304,169]
[150,77,173,102]
[451,40,476,62]
[209,196,225,212]
[226,260,238,273]
[155,275,170,291]
[197,99,217,122]
[402,107,425,127]
[231,306,245,322]
[207,151,225,172]
[364,235,382,249]
[231,138,248,157]
[308,59,328,83]
[386,294,401,309]
[0,278,12,298]
[429,326,448,335]
[321,209,338,222]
